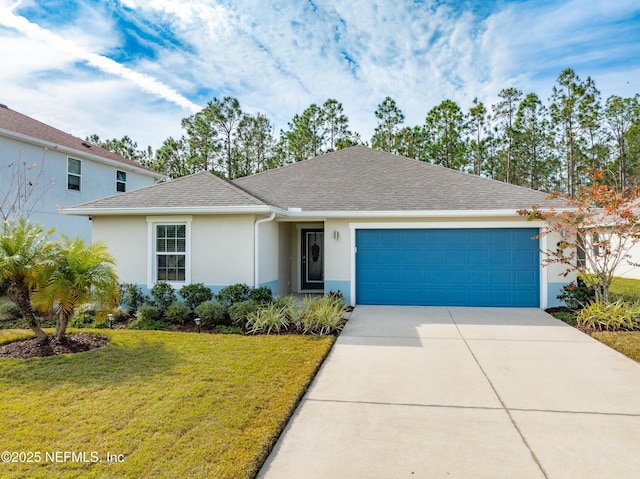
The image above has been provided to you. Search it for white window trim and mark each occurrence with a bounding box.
[146,216,192,288]
[67,157,81,191]
[116,170,126,193]
[348,220,547,308]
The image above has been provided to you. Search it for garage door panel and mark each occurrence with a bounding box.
[356,228,539,307]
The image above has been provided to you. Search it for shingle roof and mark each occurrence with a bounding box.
[0,104,158,175]
[72,171,266,209]
[234,145,555,211]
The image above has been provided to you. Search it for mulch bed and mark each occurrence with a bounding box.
[0,334,109,359]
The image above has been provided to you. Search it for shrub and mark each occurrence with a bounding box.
[245,303,290,334]
[195,301,227,326]
[166,301,190,325]
[248,287,273,305]
[328,290,344,303]
[179,283,213,310]
[68,311,95,329]
[300,295,346,335]
[576,300,640,331]
[557,277,596,310]
[119,283,149,314]
[0,302,22,321]
[214,325,243,334]
[228,299,259,327]
[217,283,250,307]
[272,295,299,322]
[128,317,165,330]
[151,282,177,313]
[111,306,130,323]
[136,304,163,323]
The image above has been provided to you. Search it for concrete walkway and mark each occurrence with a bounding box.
[257,306,640,479]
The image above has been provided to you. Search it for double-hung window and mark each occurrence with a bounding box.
[67,158,81,191]
[156,225,186,281]
[147,216,191,287]
[116,170,126,192]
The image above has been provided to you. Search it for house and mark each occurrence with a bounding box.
[0,104,164,240]
[63,146,572,308]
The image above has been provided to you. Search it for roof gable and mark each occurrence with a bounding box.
[72,171,266,210]
[0,104,158,175]
[234,145,554,211]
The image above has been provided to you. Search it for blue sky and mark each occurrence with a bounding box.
[1,0,639,150]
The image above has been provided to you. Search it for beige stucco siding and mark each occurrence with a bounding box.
[278,223,292,295]
[91,216,148,284]
[191,215,254,287]
[257,218,279,290]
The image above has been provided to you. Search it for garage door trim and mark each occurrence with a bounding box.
[349,221,548,308]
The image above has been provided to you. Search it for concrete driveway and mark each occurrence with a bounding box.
[257,306,640,479]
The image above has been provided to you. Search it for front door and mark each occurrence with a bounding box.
[301,229,324,291]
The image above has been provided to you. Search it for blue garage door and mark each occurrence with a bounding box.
[355,228,539,307]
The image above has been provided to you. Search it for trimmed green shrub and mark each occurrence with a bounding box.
[228,299,259,327]
[0,302,22,321]
[128,317,165,330]
[179,283,213,310]
[166,301,190,325]
[300,295,346,335]
[217,283,250,307]
[136,304,163,323]
[249,287,273,305]
[151,282,177,313]
[214,325,243,334]
[576,300,640,331]
[119,283,149,314]
[195,300,227,326]
[245,303,290,334]
[557,278,596,310]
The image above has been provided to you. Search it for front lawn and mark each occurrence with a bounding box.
[592,332,640,362]
[0,329,334,478]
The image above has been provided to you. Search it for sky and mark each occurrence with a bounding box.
[1,0,639,151]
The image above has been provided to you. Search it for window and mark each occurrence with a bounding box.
[116,170,126,192]
[67,158,81,191]
[156,224,186,282]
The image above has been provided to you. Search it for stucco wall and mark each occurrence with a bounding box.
[91,216,148,284]
[278,223,292,295]
[0,135,156,240]
[257,218,279,290]
[92,214,255,291]
[190,215,254,288]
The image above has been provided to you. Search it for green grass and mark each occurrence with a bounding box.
[592,332,640,362]
[0,329,334,478]
[609,276,640,302]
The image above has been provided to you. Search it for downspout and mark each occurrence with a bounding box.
[254,212,276,288]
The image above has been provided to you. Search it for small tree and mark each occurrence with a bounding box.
[518,170,640,303]
[32,237,120,341]
[0,219,56,340]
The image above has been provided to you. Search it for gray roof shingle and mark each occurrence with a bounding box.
[234,146,554,211]
[0,104,158,175]
[73,171,266,209]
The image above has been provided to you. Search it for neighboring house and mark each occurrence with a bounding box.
[0,104,164,240]
[64,146,572,308]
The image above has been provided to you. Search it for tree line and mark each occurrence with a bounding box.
[89,68,640,195]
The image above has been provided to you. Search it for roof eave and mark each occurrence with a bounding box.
[0,128,166,180]
[61,205,287,216]
[279,208,570,219]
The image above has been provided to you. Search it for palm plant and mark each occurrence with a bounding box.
[32,237,120,341]
[0,219,56,340]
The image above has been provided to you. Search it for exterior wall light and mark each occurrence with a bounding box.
[334,230,339,240]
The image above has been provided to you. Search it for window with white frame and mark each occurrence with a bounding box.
[67,158,81,191]
[155,224,187,282]
[116,170,126,192]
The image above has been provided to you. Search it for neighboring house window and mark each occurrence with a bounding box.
[116,170,126,192]
[592,232,600,257]
[67,158,81,191]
